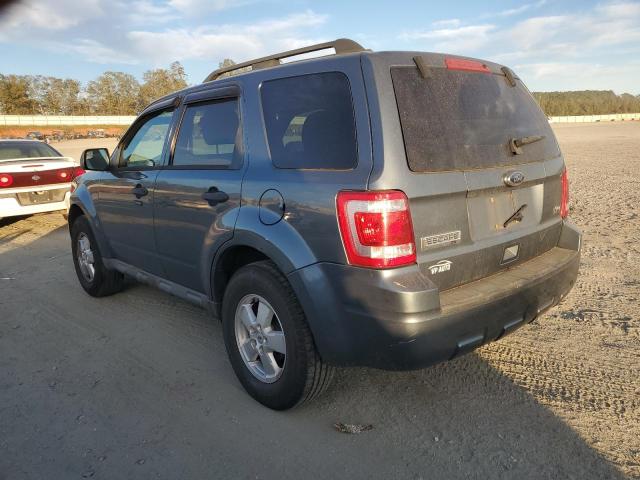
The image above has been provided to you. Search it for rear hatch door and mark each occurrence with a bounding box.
[390,56,564,290]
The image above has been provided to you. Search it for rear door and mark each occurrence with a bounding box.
[387,56,564,290]
[93,105,176,275]
[153,87,244,293]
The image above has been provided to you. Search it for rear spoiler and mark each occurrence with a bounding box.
[0,156,75,165]
[412,55,519,87]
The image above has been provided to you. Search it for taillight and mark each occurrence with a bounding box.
[336,190,416,268]
[445,57,490,74]
[73,167,86,179]
[560,169,569,218]
[56,170,71,181]
[0,173,14,187]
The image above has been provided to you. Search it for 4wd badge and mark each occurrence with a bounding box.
[428,260,452,275]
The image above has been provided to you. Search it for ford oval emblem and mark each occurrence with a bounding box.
[503,170,525,187]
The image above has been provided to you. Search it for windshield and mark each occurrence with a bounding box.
[391,66,558,172]
[0,141,63,161]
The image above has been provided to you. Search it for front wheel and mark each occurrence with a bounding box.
[71,216,124,297]
[222,261,334,410]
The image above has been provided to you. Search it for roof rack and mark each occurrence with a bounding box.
[203,38,366,82]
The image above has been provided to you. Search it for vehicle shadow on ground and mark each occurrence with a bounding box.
[0,215,65,271]
[0,214,31,230]
[0,222,626,480]
[305,353,624,478]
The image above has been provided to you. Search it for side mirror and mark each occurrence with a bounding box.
[80,148,110,171]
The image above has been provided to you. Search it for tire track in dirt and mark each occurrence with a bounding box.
[480,342,638,420]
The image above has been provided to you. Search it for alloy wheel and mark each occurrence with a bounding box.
[234,294,287,383]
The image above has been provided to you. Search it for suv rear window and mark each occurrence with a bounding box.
[261,72,357,170]
[391,66,557,172]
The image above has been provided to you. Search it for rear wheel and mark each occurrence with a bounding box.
[222,261,334,410]
[71,215,124,297]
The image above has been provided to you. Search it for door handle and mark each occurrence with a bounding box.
[202,187,229,206]
[132,184,148,199]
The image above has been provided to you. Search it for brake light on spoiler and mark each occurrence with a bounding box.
[445,57,491,74]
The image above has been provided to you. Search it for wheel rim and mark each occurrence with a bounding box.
[234,294,286,383]
[77,232,96,283]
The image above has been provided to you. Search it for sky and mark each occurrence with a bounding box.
[0,0,639,93]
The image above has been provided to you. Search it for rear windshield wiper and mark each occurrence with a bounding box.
[509,135,545,155]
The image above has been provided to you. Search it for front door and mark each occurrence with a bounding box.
[94,107,175,275]
[153,90,244,293]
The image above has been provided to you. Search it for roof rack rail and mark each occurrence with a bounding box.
[203,38,366,82]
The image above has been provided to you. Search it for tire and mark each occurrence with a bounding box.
[71,215,124,297]
[222,261,334,410]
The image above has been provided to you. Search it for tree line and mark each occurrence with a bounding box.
[2,60,639,117]
[532,90,640,116]
[0,62,188,116]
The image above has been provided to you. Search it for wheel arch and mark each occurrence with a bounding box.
[210,216,319,303]
[67,196,113,259]
[67,204,85,231]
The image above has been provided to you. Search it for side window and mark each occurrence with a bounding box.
[172,98,241,168]
[261,72,357,170]
[119,109,173,168]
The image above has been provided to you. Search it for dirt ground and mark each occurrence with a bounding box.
[46,138,119,164]
[1,124,638,479]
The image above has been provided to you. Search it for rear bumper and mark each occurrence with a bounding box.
[0,190,70,218]
[288,221,581,370]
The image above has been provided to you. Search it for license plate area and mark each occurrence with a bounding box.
[17,189,66,206]
[467,185,543,241]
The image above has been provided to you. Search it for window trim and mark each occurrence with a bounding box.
[258,70,359,171]
[167,93,244,171]
[114,106,176,171]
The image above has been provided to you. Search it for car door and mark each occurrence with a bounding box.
[94,104,176,275]
[153,86,244,293]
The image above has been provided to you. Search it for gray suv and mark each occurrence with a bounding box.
[69,39,581,410]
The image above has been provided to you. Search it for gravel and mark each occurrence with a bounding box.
[0,125,638,479]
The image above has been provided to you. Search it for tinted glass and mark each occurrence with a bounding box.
[0,141,62,160]
[391,67,557,172]
[261,72,357,169]
[120,110,173,168]
[173,98,241,168]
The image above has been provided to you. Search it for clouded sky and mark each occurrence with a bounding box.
[0,0,639,93]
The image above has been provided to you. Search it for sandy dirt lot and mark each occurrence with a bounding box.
[47,138,119,164]
[1,125,638,479]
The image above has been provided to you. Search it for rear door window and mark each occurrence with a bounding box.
[261,72,357,170]
[391,66,557,172]
[172,98,241,169]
